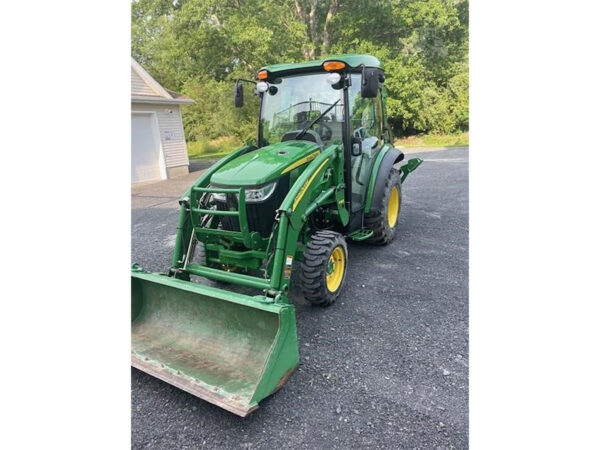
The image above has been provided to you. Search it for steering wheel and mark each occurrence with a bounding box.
[316,121,333,141]
[281,129,324,148]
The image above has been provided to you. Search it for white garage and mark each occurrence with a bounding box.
[131,57,194,184]
[131,112,165,182]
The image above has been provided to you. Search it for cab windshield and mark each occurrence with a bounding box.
[260,73,344,148]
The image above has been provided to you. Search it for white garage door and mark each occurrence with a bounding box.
[131,113,165,183]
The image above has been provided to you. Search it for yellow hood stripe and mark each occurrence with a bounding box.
[281,150,320,174]
[292,158,329,211]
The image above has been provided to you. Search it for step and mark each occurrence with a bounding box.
[347,228,373,242]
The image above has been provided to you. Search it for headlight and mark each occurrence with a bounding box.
[245,182,277,203]
[210,181,277,203]
[211,190,226,202]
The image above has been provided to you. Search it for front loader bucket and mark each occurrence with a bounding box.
[131,270,299,416]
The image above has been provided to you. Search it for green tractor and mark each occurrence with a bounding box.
[131,54,422,416]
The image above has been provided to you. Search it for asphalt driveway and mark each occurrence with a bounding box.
[131,146,469,449]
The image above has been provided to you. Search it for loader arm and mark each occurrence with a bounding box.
[267,143,346,297]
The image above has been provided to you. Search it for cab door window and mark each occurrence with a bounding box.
[348,74,384,211]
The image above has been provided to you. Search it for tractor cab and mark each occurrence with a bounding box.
[258,68,383,154]
[233,55,393,223]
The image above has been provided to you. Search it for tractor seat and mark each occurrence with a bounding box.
[281,129,324,148]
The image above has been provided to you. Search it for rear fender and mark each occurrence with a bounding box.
[364,146,404,213]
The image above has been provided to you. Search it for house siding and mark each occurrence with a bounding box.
[131,67,161,97]
[131,103,190,170]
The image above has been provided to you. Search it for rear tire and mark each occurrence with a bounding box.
[299,230,348,306]
[365,169,401,245]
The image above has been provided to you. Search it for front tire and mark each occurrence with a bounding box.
[365,169,402,245]
[299,230,348,306]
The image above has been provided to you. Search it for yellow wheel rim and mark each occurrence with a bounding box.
[387,186,400,228]
[326,246,345,292]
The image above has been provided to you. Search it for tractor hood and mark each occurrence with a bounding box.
[211,141,321,186]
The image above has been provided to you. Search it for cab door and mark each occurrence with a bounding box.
[347,75,385,212]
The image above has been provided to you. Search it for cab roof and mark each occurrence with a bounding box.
[259,54,383,76]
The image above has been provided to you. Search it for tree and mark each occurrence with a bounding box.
[291,0,340,58]
[131,0,469,140]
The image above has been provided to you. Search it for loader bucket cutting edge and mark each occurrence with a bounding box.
[131,270,299,417]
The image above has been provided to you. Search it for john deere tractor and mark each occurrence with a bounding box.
[131,54,422,416]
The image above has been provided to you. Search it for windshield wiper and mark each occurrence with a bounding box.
[295,99,340,140]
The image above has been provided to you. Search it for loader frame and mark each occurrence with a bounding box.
[170,141,348,304]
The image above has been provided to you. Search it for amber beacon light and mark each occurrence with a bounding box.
[323,61,346,71]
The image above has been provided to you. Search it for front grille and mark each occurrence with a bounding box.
[214,176,289,238]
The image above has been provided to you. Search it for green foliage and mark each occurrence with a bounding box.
[131,0,469,145]
[180,77,259,142]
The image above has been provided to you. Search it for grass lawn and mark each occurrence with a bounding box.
[394,132,469,148]
[189,151,231,161]
[187,136,243,160]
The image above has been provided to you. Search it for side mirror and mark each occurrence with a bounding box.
[351,136,362,156]
[361,67,379,98]
[234,82,243,108]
